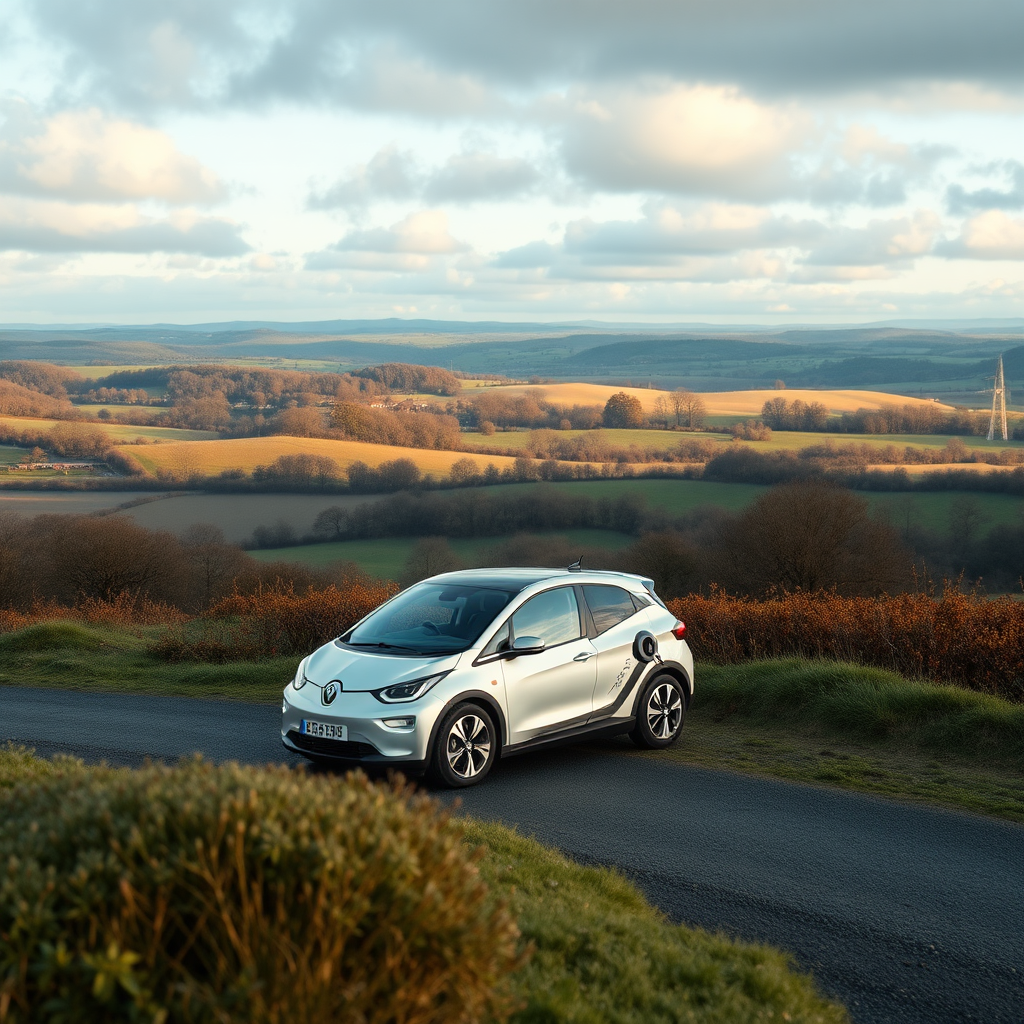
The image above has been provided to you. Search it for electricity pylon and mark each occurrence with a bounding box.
[986,355,1008,442]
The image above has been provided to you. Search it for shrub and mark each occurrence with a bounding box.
[0,757,520,1024]
[670,588,1024,702]
[0,595,186,635]
[152,578,398,661]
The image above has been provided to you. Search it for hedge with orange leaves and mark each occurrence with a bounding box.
[668,588,1024,701]
[0,594,186,634]
[152,579,399,662]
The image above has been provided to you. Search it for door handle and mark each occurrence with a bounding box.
[573,651,594,662]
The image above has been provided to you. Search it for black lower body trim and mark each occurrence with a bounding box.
[286,730,379,758]
[503,717,635,758]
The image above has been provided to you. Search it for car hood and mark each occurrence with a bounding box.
[303,642,463,692]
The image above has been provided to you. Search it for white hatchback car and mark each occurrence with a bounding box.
[281,566,693,786]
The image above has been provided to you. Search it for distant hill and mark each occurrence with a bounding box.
[0,319,1021,396]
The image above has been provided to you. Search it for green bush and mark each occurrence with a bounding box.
[0,756,520,1024]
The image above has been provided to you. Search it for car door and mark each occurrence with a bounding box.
[498,586,597,744]
[582,585,649,717]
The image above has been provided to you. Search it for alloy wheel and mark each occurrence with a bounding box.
[445,713,492,779]
[646,683,683,740]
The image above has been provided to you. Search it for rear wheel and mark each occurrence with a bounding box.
[429,702,498,788]
[630,674,686,749]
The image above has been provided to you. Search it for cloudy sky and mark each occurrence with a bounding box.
[1,0,1023,323]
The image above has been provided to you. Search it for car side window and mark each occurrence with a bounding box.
[511,587,582,648]
[480,621,511,658]
[583,585,639,635]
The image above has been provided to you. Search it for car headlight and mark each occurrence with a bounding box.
[292,658,310,690]
[375,671,449,704]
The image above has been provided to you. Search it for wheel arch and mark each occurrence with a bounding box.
[427,690,508,759]
[630,661,692,715]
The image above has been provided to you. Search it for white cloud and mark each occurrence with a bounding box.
[938,210,1024,259]
[562,202,823,259]
[800,211,940,266]
[947,161,1024,213]
[0,100,225,203]
[557,84,810,200]
[305,210,468,270]
[307,144,419,211]
[0,197,249,254]
[423,152,538,203]
[309,145,540,210]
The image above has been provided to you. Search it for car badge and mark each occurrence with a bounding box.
[322,680,341,706]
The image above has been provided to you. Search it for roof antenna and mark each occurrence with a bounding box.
[567,557,583,572]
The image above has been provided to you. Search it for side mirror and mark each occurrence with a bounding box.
[510,635,545,655]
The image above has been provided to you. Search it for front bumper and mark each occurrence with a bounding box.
[281,687,443,768]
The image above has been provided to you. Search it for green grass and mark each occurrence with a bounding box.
[251,529,635,577]
[656,659,1024,822]
[0,621,293,702]
[470,478,1024,532]
[465,819,847,1023]
[0,746,846,1023]
[0,445,29,465]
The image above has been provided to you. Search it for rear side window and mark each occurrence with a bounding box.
[511,587,582,648]
[583,585,639,635]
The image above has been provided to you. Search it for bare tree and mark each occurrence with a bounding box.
[672,388,707,428]
[712,482,912,595]
[181,523,250,609]
[399,538,464,587]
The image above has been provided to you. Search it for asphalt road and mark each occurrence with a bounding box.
[4,685,1023,1024]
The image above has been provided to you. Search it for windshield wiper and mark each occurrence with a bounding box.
[346,641,420,653]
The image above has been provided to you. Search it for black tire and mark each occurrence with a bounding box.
[630,673,686,750]
[429,702,498,788]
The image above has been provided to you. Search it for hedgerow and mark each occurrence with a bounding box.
[151,579,398,661]
[670,588,1024,701]
[0,757,520,1024]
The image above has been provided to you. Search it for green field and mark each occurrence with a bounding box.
[483,479,1023,531]
[0,445,28,464]
[248,480,1023,576]
[0,414,216,443]
[251,528,635,578]
[73,404,166,419]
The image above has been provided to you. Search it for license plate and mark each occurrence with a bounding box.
[301,720,348,741]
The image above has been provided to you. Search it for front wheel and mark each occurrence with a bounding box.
[429,702,498,788]
[630,674,686,749]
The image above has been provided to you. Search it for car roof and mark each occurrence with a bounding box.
[424,567,649,593]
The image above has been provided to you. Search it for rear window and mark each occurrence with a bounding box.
[583,585,639,635]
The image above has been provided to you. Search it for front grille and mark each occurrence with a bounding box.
[287,731,379,758]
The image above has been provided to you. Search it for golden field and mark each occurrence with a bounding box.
[866,462,1017,475]
[0,415,217,443]
[423,382,961,416]
[123,435,526,476]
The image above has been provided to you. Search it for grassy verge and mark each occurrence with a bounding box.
[1,746,846,1023]
[0,621,292,702]
[465,817,846,1023]
[659,660,1024,822]
[3,624,1022,822]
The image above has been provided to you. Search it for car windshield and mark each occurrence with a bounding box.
[341,582,516,655]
